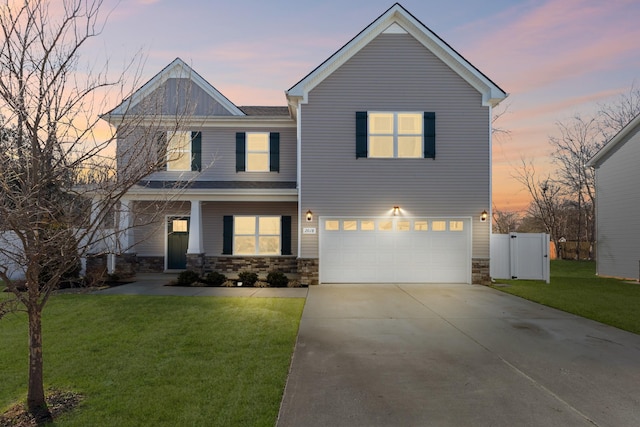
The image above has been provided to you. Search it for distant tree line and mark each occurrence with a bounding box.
[496,85,640,259]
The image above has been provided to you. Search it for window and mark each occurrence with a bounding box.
[343,220,357,231]
[450,221,464,231]
[432,221,447,231]
[161,131,201,171]
[246,133,269,171]
[356,111,435,159]
[234,216,280,255]
[378,220,393,231]
[369,112,422,158]
[361,220,375,231]
[397,220,410,231]
[414,220,428,231]
[236,132,280,172]
[325,220,340,231]
[167,131,192,171]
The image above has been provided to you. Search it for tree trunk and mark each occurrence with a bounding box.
[27,304,52,423]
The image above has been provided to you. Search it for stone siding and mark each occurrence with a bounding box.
[137,256,164,273]
[472,258,491,286]
[297,258,319,286]
[206,256,298,277]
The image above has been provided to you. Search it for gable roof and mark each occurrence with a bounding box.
[105,57,245,118]
[587,112,640,167]
[286,3,507,109]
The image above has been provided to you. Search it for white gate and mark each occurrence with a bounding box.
[491,233,550,283]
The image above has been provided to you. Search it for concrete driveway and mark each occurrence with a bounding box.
[277,283,640,427]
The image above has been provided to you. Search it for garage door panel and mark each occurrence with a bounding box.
[320,217,470,284]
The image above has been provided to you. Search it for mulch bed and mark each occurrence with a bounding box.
[0,389,82,427]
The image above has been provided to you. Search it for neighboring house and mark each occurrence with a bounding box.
[100,3,506,285]
[586,113,640,280]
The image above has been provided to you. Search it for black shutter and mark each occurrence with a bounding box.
[355,111,368,158]
[269,132,280,172]
[236,132,246,172]
[281,216,292,255]
[223,216,233,255]
[156,131,167,170]
[424,112,436,159]
[191,131,201,171]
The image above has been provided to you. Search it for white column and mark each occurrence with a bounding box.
[118,199,131,254]
[187,199,203,254]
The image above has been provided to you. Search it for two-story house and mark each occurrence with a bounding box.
[101,3,507,285]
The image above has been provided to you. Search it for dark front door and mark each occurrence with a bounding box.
[167,217,189,269]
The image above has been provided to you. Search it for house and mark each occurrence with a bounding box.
[100,3,507,285]
[586,113,640,280]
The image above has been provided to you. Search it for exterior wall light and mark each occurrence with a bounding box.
[393,206,400,216]
[480,210,488,222]
[306,210,313,222]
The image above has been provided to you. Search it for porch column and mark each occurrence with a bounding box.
[118,199,131,254]
[187,199,203,254]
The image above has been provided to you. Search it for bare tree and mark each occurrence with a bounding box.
[513,159,567,258]
[491,205,520,234]
[0,0,189,421]
[549,115,601,259]
[599,82,640,141]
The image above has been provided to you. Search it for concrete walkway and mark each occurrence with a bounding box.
[92,273,308,298]
[277,283,640,427]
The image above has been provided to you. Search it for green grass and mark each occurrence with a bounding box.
[0,294,304,426]
[493,260,640,334]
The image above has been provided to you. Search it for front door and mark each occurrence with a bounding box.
[167,217,189,270]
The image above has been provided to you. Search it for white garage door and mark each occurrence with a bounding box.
[319,217,471,283]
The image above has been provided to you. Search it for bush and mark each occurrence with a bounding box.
[254,280,269,288]
[266,270,288,288]
[176,270,200,287]
[204,271,227,287]
[221,280,236,287]
[237,271,258,287]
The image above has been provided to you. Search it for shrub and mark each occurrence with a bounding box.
[221,280,236,287]
[254,280,269,288]
[204,271,227,287]
[176,270,200,287]
[237,271,258,287]
[266,270,288,288]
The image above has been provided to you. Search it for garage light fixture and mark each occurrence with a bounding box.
[393,206,400,216]
[480,210,488,222]
[306,210,313,222]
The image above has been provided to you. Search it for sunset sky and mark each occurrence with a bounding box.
[88,0,640,212]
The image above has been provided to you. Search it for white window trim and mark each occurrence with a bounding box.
[368,112,423,158]
[233,215,281,255]
[246,132,270,172]
[166,131,192,171]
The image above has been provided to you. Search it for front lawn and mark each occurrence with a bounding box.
[493,260,640,334]
[0,294,304,426]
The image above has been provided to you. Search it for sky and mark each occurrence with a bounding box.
[85,0,640,212]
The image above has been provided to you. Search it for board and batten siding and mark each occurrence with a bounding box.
[129,78,237,117]
[299,33,491,259]
[594,124,640,279]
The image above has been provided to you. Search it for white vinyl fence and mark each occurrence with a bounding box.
[491,233,550,283]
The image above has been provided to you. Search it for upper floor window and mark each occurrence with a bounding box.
[236,132,280,172]
[159,130,202,172]
[356,111,435,159]
[167,131,192,171]
[246,133,270,171]
[369,112,422,158]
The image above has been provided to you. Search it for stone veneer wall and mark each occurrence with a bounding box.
[297,258,319,286]
[137,256,164,273]
[472,258,491,286]
[205,256,298,277]
[85,254,108,282]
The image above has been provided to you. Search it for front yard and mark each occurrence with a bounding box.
[493,260,640,334]
[0,294,304,426]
